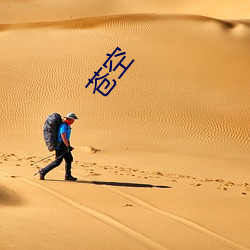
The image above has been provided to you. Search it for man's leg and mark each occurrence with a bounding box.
[64,152,77,181]
[39,150,64,179]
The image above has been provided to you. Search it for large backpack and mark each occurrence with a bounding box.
[43,113,63,151]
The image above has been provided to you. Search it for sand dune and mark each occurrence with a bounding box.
[1,0,250,24]
[0,3,250,250]
[1,14,249,179]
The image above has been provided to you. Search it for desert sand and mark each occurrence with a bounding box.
[0,1,250,250]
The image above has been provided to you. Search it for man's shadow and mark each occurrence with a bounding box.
[46,179,171,188]
[76,180,171,189]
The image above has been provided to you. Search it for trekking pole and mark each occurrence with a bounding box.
[33,151,69,176]
[31,153,55,166]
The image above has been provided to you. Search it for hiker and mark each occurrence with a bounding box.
[39,112,78,181]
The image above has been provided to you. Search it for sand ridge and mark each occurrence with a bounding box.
[1,13,250,31]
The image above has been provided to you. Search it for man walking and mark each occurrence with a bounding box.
[39,112,78,181]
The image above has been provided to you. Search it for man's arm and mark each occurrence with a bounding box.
[61,132,69,147]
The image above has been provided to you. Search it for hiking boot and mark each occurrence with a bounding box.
[65,175,77,181]
[39,170,45,180]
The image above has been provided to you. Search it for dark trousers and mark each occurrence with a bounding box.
[41,149,73,177]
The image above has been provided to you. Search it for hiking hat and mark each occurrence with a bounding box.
[64,112,78,120]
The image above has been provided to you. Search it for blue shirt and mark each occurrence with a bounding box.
[57,122,71,143]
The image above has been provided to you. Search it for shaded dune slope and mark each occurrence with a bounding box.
[0,184,23,206]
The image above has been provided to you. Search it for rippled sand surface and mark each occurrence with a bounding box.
[1,1,250,249]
